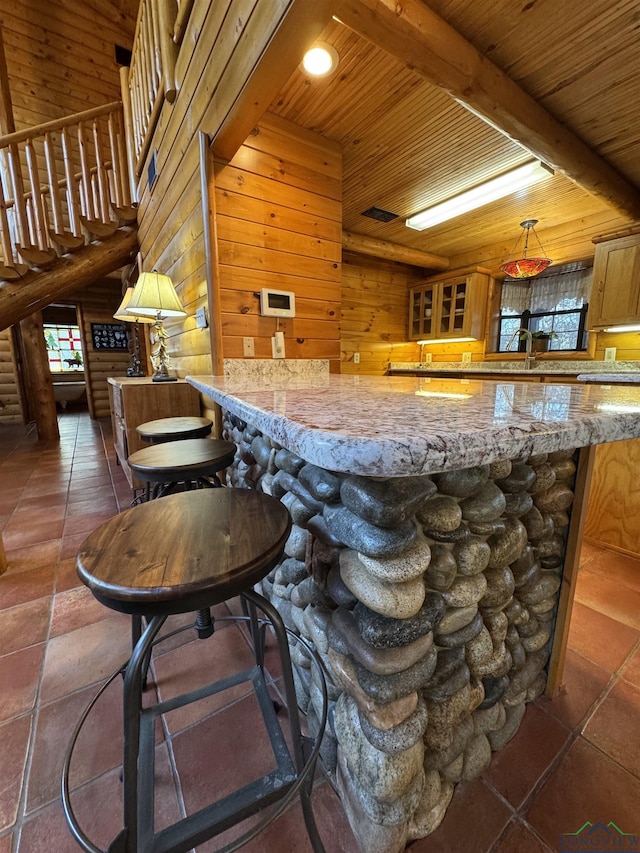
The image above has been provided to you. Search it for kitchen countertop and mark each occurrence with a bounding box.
[388,360,640,376]
[577,373,640,383]
[188,373,640,477]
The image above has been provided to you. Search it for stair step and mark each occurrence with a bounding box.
[0,261,30,280]
[17,245,57,267]
[113,205,138,224]
[49,231,86,252]
[80,217,120,239]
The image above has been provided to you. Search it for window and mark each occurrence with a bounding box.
[44,324,84,372]
[497,262,592,352]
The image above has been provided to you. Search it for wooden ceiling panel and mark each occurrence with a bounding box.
[269,3,638,273]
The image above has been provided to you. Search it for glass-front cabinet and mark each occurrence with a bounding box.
[409,267,491,341]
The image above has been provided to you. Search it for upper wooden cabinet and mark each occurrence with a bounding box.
[409,268,491,341]
[587,233,640,329]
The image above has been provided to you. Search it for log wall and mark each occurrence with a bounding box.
[1,0,132,132]
[215,114,342,367]
[341,253,420,375]
[74,278,132,418]
[0,329,22,422]
[135,0,297,379]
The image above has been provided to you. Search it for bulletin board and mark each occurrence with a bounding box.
[90,323,129,350]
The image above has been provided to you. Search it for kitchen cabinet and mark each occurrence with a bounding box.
[108,377,201,488]
[587,232,640,329]
[409,267,491,341]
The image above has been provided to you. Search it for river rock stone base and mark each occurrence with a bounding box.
[222,412,577,853]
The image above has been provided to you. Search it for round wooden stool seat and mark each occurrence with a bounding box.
[76,489,291,616]
[136,415,213,444]
[127,438,236,486]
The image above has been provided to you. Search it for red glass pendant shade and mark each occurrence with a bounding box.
[500,219,552,280]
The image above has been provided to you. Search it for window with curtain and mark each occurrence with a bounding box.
[497,262,592,352]
[44,324,84,372]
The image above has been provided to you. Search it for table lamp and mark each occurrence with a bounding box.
[113,286,155,377]
[126,270,186,382]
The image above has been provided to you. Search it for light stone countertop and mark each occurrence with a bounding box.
[188,374,640,477]
[388,360,640,375]
[577,373,640,383]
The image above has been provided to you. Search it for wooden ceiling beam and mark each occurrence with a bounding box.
[343,230,449,270]
[337,0,640,222]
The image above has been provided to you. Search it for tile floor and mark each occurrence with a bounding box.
[1,412,639,853]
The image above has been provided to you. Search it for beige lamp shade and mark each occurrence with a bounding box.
[126,271,186,319]
[113,287,156,324]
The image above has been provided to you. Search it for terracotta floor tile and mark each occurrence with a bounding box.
[0,715,32,832]
[492,819,554,853]
[0,645,45,723]
[0,561,57,611]
[409,777,512,853]
[14,495,68,515]
[3,539,60,571]
[59,532,90,560]
[172,691,291,817]
[62,511,116,537]
[575,570,640,631]
[567,601,639,672]
[0,832,14,853]
[538,648,612,731]
[153,624,257,733]
[18,744,180,853]
[55,558,82,593]
[526,737,640,848]
[621,647,640,688]
[483,703,571,809]
[19,481,68,499]
[0,598,52,656]
[49,586,116,638]
[150,604,233,657]
[2,518,64,550]
[27,679,124,812]
[580,546,640,594]
[583,679,640,780]
[39,614,131,703]
[64,497,117,516]
[12,503,66,525]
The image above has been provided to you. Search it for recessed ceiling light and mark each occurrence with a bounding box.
[302,43,339,77]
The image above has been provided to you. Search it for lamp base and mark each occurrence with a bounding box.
[152,374,178,382]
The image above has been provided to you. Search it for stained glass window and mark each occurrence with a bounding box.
[44,324,84,373]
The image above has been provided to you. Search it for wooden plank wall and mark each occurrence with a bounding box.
[135,0,296,379]
[215,113,342,366]
[0,329,22,422]
[74,278,132,418]
[341,253,420,375]
[1,0,132,131]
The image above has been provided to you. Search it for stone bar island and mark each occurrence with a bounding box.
[188,364,640,852]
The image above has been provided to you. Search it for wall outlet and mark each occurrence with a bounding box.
[604,347,617,362]
[423,352,432,363]
[462,351,472,363]
[272,331,285,358]
[242,336,255,357]
[353,352,360,364]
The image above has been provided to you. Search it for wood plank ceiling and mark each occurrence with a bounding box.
[269,0,640,274]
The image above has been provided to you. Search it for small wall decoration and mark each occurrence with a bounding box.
[91,323,129,350]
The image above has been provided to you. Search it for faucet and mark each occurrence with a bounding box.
[506,327,535,370]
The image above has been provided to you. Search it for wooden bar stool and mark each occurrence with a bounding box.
[63,489,327,853]
[136,416,213,444]
[128,437,236,501]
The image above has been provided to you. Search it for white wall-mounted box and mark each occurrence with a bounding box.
[260,288,296,318]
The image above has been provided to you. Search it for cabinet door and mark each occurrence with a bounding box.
[409,284,437,339]
[588,235,640,328]
[439,280,468,336]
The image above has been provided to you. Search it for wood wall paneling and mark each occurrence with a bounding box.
[214,113,342,369]
[584,438,640,557]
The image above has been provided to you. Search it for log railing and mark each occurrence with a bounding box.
[123,0,178,178]
[0,102,136,281]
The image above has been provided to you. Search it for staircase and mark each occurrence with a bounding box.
[0,101,139,330]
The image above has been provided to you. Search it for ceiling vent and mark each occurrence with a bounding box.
[361,206,399,222]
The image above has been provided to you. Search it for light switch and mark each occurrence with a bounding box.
[243,337,255,357]
[604,347,616,362]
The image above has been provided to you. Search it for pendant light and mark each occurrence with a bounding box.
[500,219,552,279]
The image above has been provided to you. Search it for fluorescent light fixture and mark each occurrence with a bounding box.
[301,43,339,77]
[417,337,476,345]
[601,324,640,333]
[406,160,553,231]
